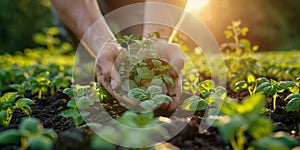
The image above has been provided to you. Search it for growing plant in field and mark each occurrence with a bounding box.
[220,20,259,56]
[233,75,269,95]
[61,82,108,126]
[49,74,72,95]
[254,79,298,109]
[0,92,34,126]
[90,111,169,149]
[0,117,57,150]
[29,72,51,99]
[210,94,299,150]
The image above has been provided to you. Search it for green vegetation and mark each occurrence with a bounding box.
[0,117,57,150]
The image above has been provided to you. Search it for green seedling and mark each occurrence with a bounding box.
[233,75,269,95]
[30,72,51,99]
[211,94,274,150]
[254,79,298,110]
[61,82,108,126]
[0,92,34,126]
[220,20,259,56]
[181,95,207,111]
[49,74,72,95]
[198,80,227,101]
[90,111,169,149]
[116,33,176,110]
[0,117,57,150]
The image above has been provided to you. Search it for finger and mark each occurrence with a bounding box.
[156,42,185,78]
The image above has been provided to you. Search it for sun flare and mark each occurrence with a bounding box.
[185,0,209,12]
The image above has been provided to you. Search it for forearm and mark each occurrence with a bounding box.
[143,0,187,41]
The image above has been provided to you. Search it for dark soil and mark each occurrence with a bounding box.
[0,89,299,150]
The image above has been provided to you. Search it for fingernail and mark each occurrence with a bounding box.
[110,80,117,89]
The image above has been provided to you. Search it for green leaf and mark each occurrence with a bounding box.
[146,85,162,98]
[278,81,297,90]
[151,94,172,105]
[252,45,259,51]
[137,66,154,80]
[128,88,148,101]
[28,136,54,150]
[247,73,256,84]
[256,77,269,85]
[252,132,300,150]
[61,109,80,117]
[255,82,276,95]
[198,80,215,96]
[0,92,17,104]
[21,105,32,115]
[15,98,34,109]
[216,115,247,142]
[237,94,265,115]
[296,77,300,82]
[140,100,157,110]
[121,79,137,92]
[150,76,163,86]
[241,27,249,36]
[224,30,233,39]
[163,75,174,88]
[248,116,273,140]
[233,80,248,92]
[151,59,162,67]
[19,118,42,135]
[9,84,20,91]
[134,112,155,126]
[182,95,207,111]
[286,98,300,112]
[0,129,21,144]
[63,88,74,96]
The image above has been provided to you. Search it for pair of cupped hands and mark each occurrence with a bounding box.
[96,40,184,116]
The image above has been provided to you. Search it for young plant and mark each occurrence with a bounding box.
[116,33,175,110]
[233,75,269,95]
[0,92,34,126]
[30,72,51,99]
[254,79,298,110]
[210,94,274,150]
[90,111,169,149]
[220,20,259,56]
[61,82,107,126]
[0,117,57,150]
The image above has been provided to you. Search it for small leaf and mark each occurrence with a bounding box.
[151,59,162,67]
[146,85,162,98]
[163,75,174,88]
[0,129,21,144]
[278,81,297,90]
[182,95,208,111]
[252,45,259,51]
[15,98,34,109]
[137,66,154,80]
[286,98,300,112]
[19,118,42,135]
[248,117,273,140]
[247,73,256,84]
[255,82,276,95]
[256,77,269,85]
[61,109,79,117]
[238,94,266,115]
[151,94,172,105]
[296,77,300,82]
[121,79,137,92]
[224,30,233,39]
[28,136,54,150]
[198,80,215,96]
[140,100,157,110]
[21,105,32,115]
[63,88,74,96]
[128,88,148,101]
[150,77,163,86]
[233,80,248,92]
[241,27,249,36]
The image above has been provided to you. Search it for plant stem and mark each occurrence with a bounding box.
[273,93,277,110]
[20,137,28,150]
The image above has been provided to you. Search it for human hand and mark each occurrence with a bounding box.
[150,40,184,116]
[96,40,184,116]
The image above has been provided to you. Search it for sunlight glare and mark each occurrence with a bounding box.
[185,0,209,12]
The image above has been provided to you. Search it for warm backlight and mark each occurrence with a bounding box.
[185,0,209,12]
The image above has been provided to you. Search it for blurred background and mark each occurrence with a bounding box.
[1,0,300,54]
